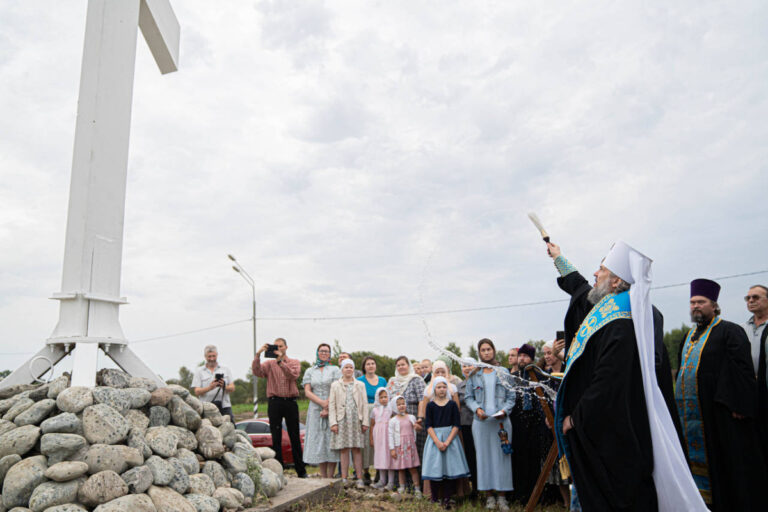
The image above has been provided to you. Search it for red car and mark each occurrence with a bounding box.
[235,419,306,466]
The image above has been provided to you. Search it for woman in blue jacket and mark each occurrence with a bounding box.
[465,338,516,511]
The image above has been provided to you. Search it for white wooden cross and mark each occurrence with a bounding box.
[0,0,180,389]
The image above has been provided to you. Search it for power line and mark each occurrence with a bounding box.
[131,318,252,343]
[2,268,766,354]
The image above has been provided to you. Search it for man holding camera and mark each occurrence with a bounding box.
[192,345,235,422]
[252,337,307,478]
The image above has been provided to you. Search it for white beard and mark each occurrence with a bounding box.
[587,279,614,304]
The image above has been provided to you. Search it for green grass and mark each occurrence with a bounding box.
[231,399,310,422]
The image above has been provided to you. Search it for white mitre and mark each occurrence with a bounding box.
[602,239,649,284]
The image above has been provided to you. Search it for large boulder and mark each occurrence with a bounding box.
[187,473,215,496]
[200,403,224,427]
[42,505,87,512]
[195,425,224,460]
[44,461,89,482]
[201,461,227,488]
[46,375,70,399]
[92,388,131,415]
[96,369,130,389]
[0,425,41,458]
[232,441,259,463]
[0,453,22,486]
[124,389,151,409]
[183,493,220,512]
[0,418,17,435]
[254,446,276,460]
[127,428,152,459]
[231,472,255,499]
[124,410,150,434]
[93,493,156,512]
[144,456,175,486]
[145,427,178,458]
[167,426,198,451]
[77,470,128,507]
[82,404,130,445]
[56,387,94,414]
[2,455,47,508]
[120,465,153,494]
[127,377,158,393]
[261,457,283,478]
[221,453,246,476]
[41,413,82,435]
[40,433,87,465]
[168,397,201,431]
[148,407,170,427]
[259,467,281,498]
[3,397,34,421]
[93,494,154,512]
[149,388,173,407]
[83,444,142,474]
[147,485,195,512]
[212,487,244,509]
[175,448,200,475]
[166,385,190,399]
[14,399,56,426]
[183,395,203,416]
[167,457,190,495]
[28,478,84,512]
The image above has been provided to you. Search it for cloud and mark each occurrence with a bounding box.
[0,1,766,381]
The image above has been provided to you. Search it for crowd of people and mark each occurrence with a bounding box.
[196,241,768,512]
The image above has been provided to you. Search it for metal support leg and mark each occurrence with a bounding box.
[0,345,70,389]
[107,346,165,387]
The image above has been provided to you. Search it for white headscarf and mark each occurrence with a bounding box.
[389,358,420,396]
[340,358,355,370]
[604,240,706,511]
[424,361,457,399]
[429,376,452,400]
[374,387,390,408]
[390,394,406,415]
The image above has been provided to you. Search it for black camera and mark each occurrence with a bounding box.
[264,344,279,358]
[215,372,224,382]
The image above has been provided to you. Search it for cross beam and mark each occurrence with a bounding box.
[0,0,179,389]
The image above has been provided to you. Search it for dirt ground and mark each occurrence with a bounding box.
[287,485,568,512]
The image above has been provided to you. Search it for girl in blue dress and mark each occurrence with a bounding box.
[421,377,470,508]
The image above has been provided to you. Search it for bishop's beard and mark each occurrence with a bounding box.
[587,279,614,305]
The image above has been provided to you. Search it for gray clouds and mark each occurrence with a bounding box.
[0,1,766,380]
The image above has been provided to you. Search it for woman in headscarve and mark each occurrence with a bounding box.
[302,342,342,477]
[387,356,427,472]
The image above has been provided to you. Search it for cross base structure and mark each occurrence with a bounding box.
[0,0,179,390]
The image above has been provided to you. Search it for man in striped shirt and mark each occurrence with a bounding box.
[252,337,306,477]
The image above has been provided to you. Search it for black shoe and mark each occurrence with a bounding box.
[297,473,308,478]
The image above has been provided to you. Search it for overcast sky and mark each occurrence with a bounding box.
[1,1,767,382]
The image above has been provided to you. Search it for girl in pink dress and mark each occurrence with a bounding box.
[370,388,395,490]
[388,395,422,496]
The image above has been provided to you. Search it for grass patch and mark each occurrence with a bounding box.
[232,399,310,422]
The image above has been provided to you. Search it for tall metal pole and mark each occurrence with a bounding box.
[229,254,259,417]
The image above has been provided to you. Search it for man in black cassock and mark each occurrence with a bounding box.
[675,279,768,511]
[553,244,657,511]
[546,242,685,448]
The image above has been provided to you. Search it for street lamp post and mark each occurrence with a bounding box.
[228,254,258,417]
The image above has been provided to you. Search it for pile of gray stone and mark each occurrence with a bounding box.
[0,369,286,512]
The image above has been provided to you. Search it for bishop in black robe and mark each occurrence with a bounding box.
[552,250,685,450]
[560,316,657,511]
[676,317,768,510]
